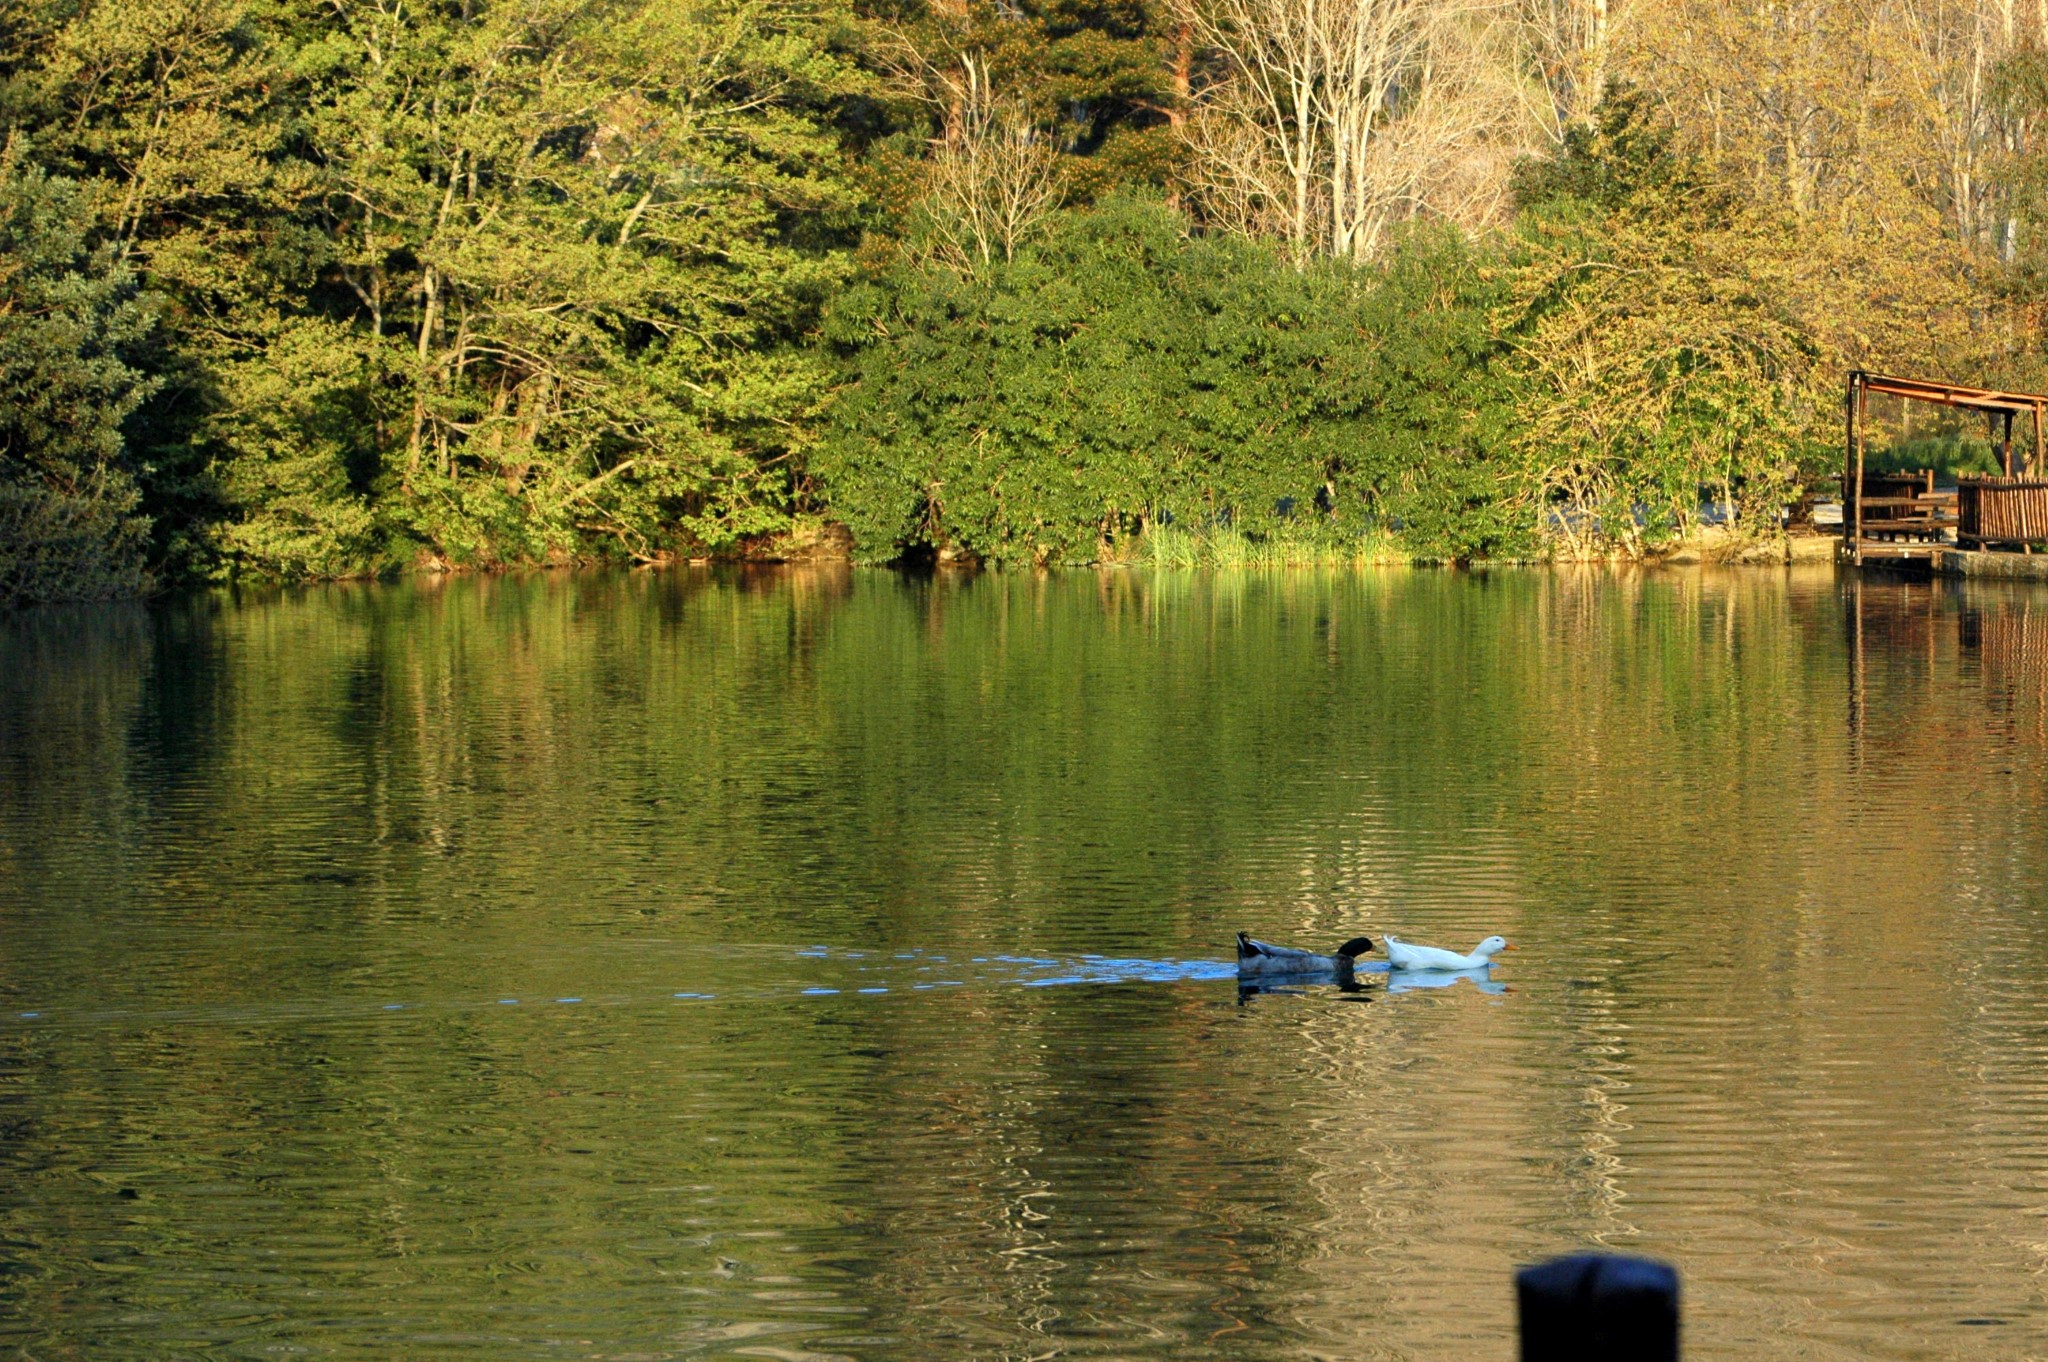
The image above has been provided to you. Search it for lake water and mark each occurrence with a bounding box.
[4,565,2048,1361]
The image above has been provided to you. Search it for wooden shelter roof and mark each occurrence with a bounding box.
[1853,371,2048,416]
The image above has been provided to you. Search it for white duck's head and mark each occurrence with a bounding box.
[1473,935,1514,959]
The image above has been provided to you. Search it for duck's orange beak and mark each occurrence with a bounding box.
[1503,943,1518,951]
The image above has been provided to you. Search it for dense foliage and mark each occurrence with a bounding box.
[2,0,862,595]
[1498,94,1833,553]
[2,0,2047,599]
[816,101,1863,567]
[0,159,157,601]
[819,198,1513,564]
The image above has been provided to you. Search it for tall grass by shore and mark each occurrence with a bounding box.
[1132,523,1411,569]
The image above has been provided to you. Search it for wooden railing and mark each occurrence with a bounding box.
[1849,470,1955,557]
[1958,476,2048,548]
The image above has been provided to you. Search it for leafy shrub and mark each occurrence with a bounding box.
[817,196,1515,564]
[1500,92,1836,554]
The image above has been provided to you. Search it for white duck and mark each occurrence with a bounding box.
[1235,932,1376,977]
[1383,933,1513,971]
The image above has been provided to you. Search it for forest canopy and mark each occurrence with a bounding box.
[2,0,2046,598]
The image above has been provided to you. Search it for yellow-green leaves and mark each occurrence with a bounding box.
[1502,95,1831,554]
[3,0,864,585]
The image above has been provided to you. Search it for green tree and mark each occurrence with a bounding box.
[0,0,308,578]
[855,0,1192,251]
[213,0,865,573]
[0,159,158,604]
[1501,93,1832,554]
[2,0,866,584]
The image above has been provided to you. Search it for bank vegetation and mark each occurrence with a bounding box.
[5,0,2048,599]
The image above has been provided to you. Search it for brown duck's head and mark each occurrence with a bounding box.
[1334,936,1375,959]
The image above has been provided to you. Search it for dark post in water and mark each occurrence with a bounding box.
[1517,1253,1679,1362]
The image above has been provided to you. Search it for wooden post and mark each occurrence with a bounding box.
[1517,1254,1679,1362]
[2004,410,2017,477]
[1847,374,1867,566]
[1851,372,1867,561]
[2033,403,2043,479]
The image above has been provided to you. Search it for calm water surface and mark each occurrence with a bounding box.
[5,565,2048,1361]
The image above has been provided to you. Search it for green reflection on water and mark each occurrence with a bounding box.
[4,566,2048,1361]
